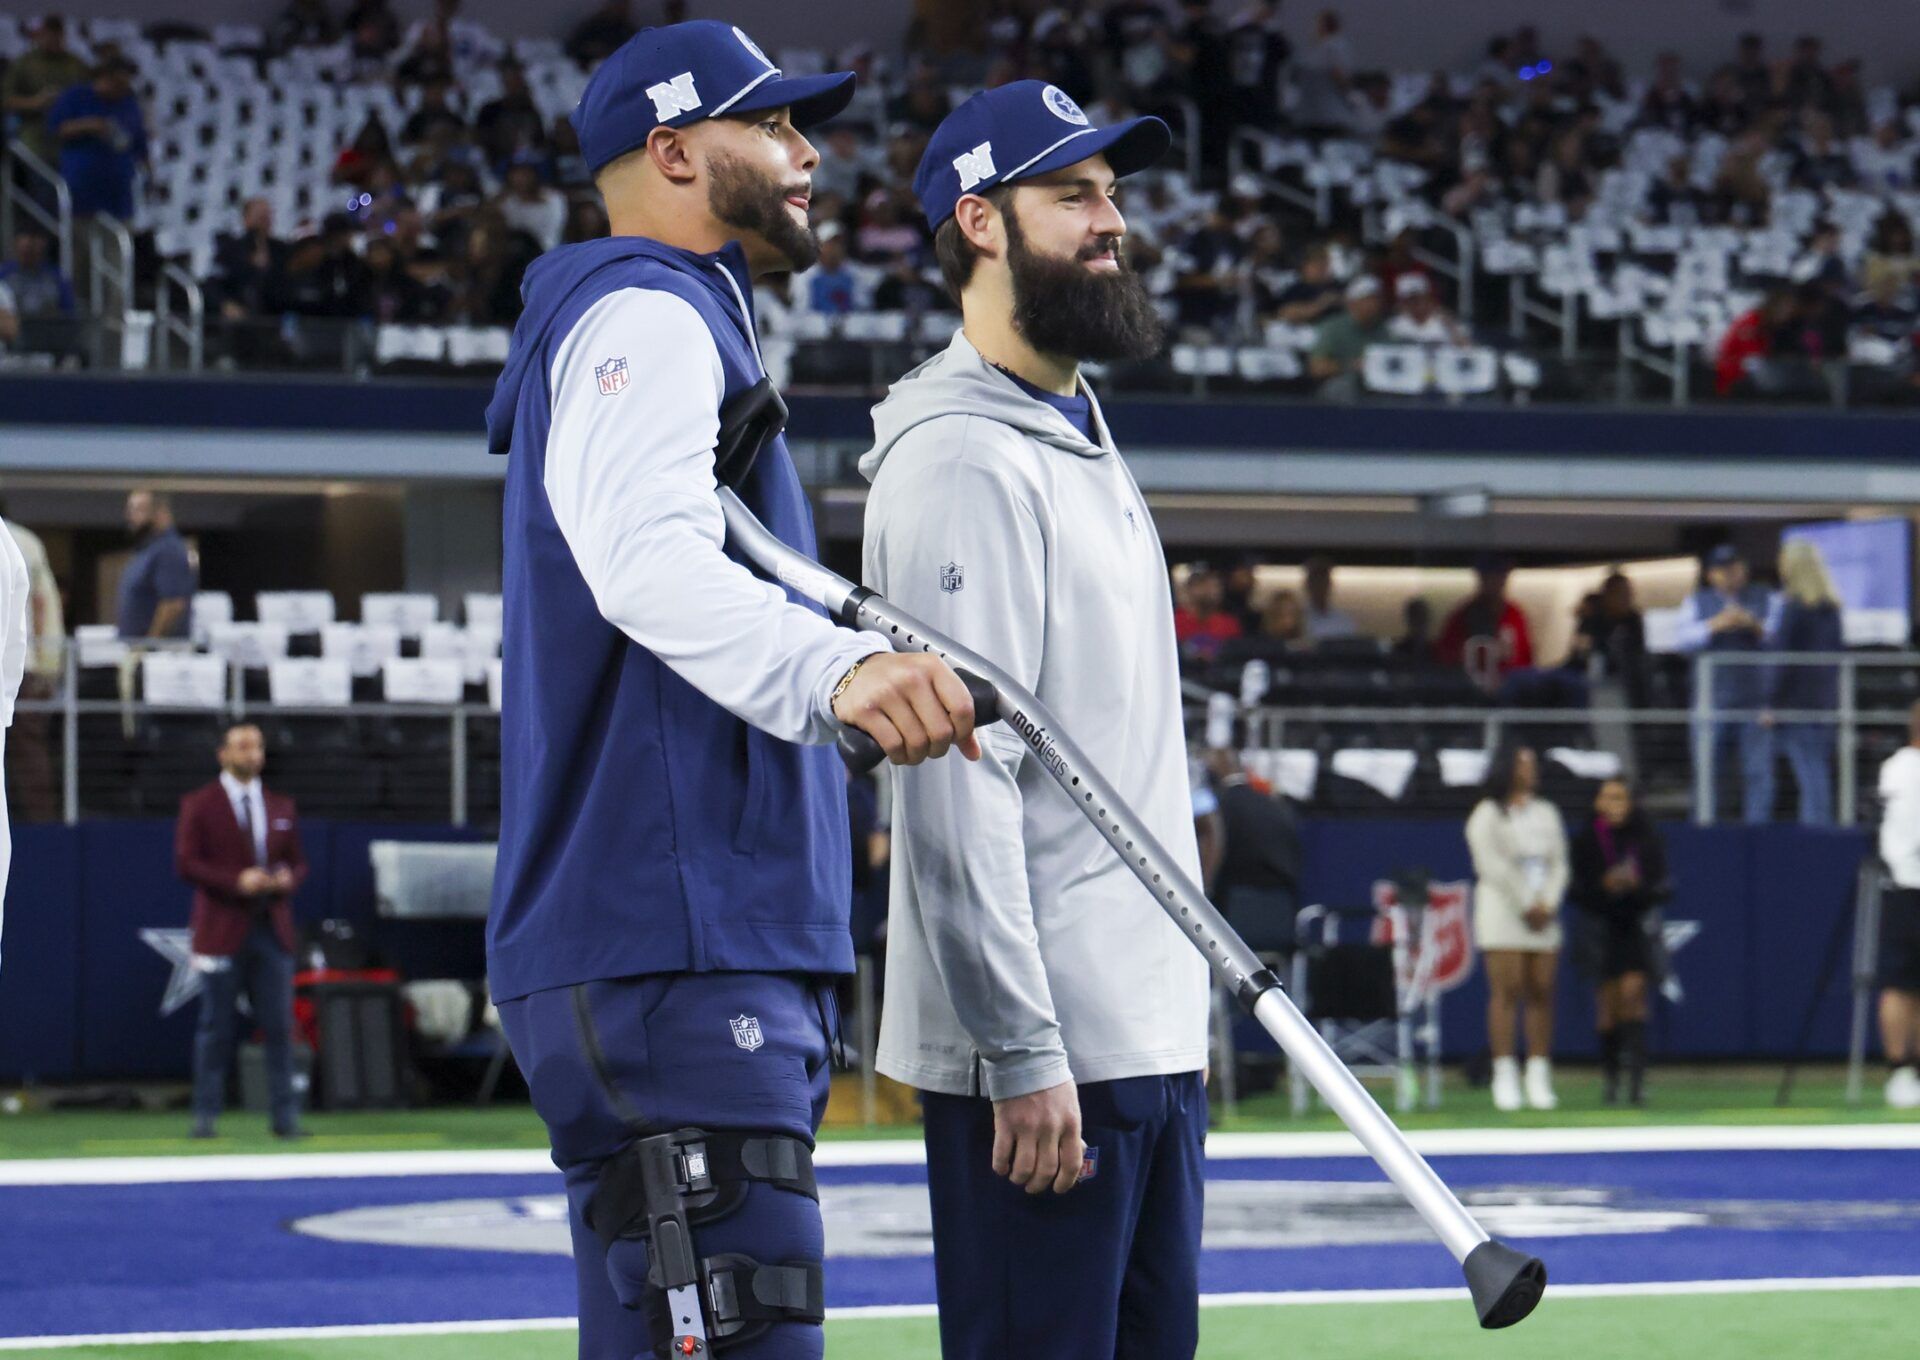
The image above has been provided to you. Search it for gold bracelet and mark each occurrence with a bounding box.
[830,654,873,708]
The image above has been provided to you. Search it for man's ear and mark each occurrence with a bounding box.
[953,192,1002,258]
[646,124,700,186]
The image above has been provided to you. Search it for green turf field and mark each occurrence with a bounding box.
[0,1289,1910,1359]
[0,1065,1908,1159]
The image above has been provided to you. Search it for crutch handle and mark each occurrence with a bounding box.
[836,668,1001,773]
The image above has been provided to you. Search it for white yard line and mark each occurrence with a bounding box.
[5,1277,1920,1348]
[4,1123,1920,1186]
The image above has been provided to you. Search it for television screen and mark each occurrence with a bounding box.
[1781,517,1912,645]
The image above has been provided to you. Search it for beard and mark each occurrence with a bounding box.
[1004,205,1165,363]
[707,151,818,273]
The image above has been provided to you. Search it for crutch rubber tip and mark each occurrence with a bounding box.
[1462,1239,1546,1328]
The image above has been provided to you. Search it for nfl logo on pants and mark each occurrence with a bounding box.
[730,1013,764,1052]
[595,356,629,396]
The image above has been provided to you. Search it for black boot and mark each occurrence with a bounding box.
[1619,1021,1648,1106]
[1598,1028,1620,1105]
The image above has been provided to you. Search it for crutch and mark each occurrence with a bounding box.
[720,486,1547,1329]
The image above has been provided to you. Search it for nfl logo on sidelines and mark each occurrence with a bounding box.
[595,356,629,396]
[729,1013,764,1052]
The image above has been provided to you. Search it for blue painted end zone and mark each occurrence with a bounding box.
[3,1147,1919,1339]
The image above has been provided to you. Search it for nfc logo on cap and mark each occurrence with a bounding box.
[953,141,997,192]
[733,26,773,68]
[646,71,702,122]
[1043,84,1089,126]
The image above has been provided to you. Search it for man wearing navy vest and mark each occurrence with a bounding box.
[1678,543,1780,822]
[482,22,979,1359]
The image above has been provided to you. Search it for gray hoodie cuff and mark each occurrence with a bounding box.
[980,1051,1074,1102]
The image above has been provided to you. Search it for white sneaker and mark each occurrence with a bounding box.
[1524,1056,1558,1111]
[1491,1057,1524,1112]
[1887,1066,1920,1110]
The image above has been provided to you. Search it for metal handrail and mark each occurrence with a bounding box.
[87,214,136,367]
[155,260,205,371]
[1,137,73,274]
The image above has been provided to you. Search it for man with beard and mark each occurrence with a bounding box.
[481,22,980,1360]
[860,81,1209,1359]
[116,489,195,642]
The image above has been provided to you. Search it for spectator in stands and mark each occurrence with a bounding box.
[566,0,638,70]
[211,199,290,322]
[495,154,566,253]
[445,209,533,325]
[1678,544,1775,823]
[1875,700,1920,1109]
[270,0,341,56]
[332,114,398,190]
[888,64,951,133]
[0,282,16,357]
[1172,202,1245,333]
[1205,747,1303,955]
[0,228,76,321]
[117,490,195,643]
[1568,778,1668,1106]
[400,78,467,148]
[1393,597,1434,662]
[1259,589,1307,649]
[1862,211,1920,298]
[1647,153,1704,225]
[1308,275,1388,393]
[853,187,923,264]
[1223,0,1289,132]
[343,0,401,57]
[1175,563,1243,661]
[1467,743,1567,1112]
[2,16,88,177]
[1729,31,1771,113]
[1569,570,1649,707]
[404,0,500,70]
[1779,34,1835,113]
[177,722,309,1140]
[417,150,490,243]
[282,214,374,319]
[48,57,149,225]
[1386,272,1470,346]
[1274,244,1342,326]
[549,114,591,189]
[563,195,609,246]
[1301,555,1359,641]
[395,17,456,86]
[474,62,548,171]
[1222,557,1263,636]
[1791,110,1856,191]
[800,222,860,316]
[1763,540,1844,826]
[1437,554,1533,684]
[1290,8,1354,134]
[1637,51,1694,133]
[364,235,434,322]
[1714,288,1801,398]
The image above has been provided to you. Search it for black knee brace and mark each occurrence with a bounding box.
[585,1127,824,1356]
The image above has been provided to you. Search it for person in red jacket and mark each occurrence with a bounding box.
[1437,555,1534,686]
[176,722,309,1139]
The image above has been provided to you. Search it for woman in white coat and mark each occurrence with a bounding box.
[1466,745,1568,1111]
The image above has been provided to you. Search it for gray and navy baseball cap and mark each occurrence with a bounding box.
[571,21,856,174]
[913,80,1170,231]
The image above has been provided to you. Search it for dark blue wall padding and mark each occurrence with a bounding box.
[0,818,1875,1082]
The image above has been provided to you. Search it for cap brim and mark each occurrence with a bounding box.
[1014,115,1171,185]
[728,70,857,129]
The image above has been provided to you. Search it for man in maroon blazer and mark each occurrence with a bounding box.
[176,722,309,1138]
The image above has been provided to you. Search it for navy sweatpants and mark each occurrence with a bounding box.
[499,972,836,1360]
[921,1071,1207,1360]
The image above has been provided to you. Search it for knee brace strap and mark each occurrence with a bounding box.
[585,1128,823,1354]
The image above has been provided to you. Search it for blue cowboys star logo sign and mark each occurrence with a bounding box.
[730,1014,765,1052]
[595,356,629,396]
[940,562,964,594]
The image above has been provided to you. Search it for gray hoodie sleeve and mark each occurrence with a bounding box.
[871,425,1070,1100]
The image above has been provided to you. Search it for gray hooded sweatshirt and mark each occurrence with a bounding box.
[860,329,1210,1100]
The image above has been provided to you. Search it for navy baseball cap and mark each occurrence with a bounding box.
[571,21,856,174]
[913,81,1170,230]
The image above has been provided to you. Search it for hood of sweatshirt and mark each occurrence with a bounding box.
[856,328,1110,482]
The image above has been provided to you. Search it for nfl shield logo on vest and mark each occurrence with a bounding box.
[940,562,964,594]
[595,356,629,396]
[730,1013,765,1052]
